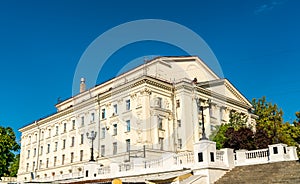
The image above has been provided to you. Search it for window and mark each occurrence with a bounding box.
[101,128,105,139]
[29,136,31,144]
[178,139,182,149]
[113,104,118,115]
[113,142,117,155]
[101,145,105,157]
[81,116,84,127]
[176,99,180,108]
[33,148,36,157]
[91,112,95,122]
[62,139,66,149]
[62,154,65,165]
[32,161,35,171]
[39,160,42,169]
[126,139,130,152]
[101,108,106,119]
[54,142,58,152]
[80,134,84,144]
[210,152,215,162]
[71,137,75,147]
[48,129,51,138]
[55,126,59,135]
[80,150,83,161]
[34,134,37,142]
[40,146,43,155]
[63,123,67,133]
[47,144,50,154]
[126,120,130,132]
[198,152,203,162]
[159,138,164,150]
[27,150,30,158]
[70,152,74,163]
[41,131,44,140]
[156,97,162,108]
[126,99,130,111]
[26,163,29,172]
[158,117,163,130]
[46,158,49,168]
[113,124,117,136]
[72,120,76,130]
[177,120,181,127]
[54,156,57,166]
[273,147,278,154]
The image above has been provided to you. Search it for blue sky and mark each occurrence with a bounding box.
[0,0,299,141]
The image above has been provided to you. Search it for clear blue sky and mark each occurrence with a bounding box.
[0,0,299,141]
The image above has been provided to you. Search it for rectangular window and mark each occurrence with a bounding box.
[159,138,164,150]
[113,124,117,136]
[39,160,42,169]
[47,144,50,154]
[198,152,203,162]
[178,139,182,149]
[62,139,66,149]
[27,150,30,158]
[101,128,105,139]
[72,120,76,130]
[70,152,74,163]
[157,97,162,108]
[54,142,58,151]
[62,154,65,165]
[158,117,163,130]
[101,145,105,157]
[80,150,83,161]
[48,129,51,138]
[41,131,44,140]
[113,104,118,115]
[91,112,95,122]
[273,147,278,154]
[63,123,67,133]
[126,139,130,152]
[46,158,49,168]
[113,142,117,155]
[32,161,35,171]
[176,99,180,108]
[210,152,215,162]
[35,134,37,142]
[80,134,84,144]
[55,126,59,136]
[81,116,84,127]
[126,99,130,111]
[26,163,29,172]
[40,146,43,155]
[71,137,75,147]
[101,108,106,119]
[54,156,57,166]
[177,120,181,127]
[33,148,36,157]
[126,120,131,132]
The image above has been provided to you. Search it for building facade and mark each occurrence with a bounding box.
[17,56,257,182]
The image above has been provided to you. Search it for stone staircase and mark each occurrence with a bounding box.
[215,161,300,184]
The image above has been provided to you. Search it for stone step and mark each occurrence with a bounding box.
[215,161,300,184]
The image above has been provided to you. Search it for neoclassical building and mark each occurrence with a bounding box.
[17,56,257,183]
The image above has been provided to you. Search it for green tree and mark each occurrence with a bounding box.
[0,126,20,177]
[252,96,283,143]
[7,154,20,177]
[210,123,230,149]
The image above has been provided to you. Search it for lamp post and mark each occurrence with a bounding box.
[87,131,97,162]
[199,106,208,140]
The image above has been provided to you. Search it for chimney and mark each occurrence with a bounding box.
[80,78,86,93]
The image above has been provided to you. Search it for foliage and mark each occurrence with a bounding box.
[254,126,272,149]
[7,154,20,177]
[228,110,248,130]
[211,124,230,150]
[224,127,256,150]
[0,126,20,177]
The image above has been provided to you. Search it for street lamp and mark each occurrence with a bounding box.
[199,106,208,140]
[87,131,97,162]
